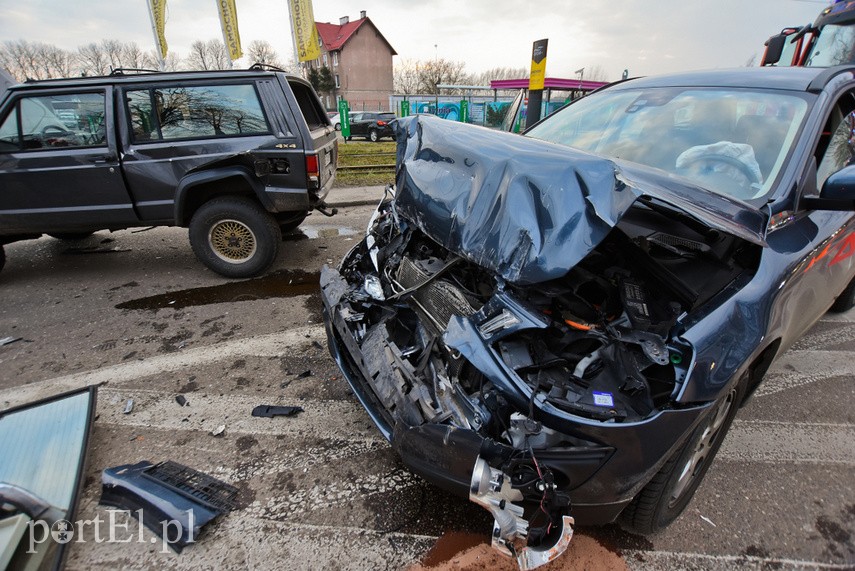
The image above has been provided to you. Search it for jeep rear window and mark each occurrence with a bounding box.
[288,80,327,130]
[126,84,269,142]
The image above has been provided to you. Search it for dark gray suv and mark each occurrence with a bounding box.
[0,67,337,278]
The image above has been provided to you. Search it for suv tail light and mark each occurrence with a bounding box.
[376,121,387,126]
[306,154,320,189]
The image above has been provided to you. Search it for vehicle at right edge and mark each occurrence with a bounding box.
[321,65,855,568]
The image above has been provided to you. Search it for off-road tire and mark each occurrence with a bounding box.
[189,196,281,278]
[620,375,747,534]
[369,129,379,142]
[48,232,94,241]
[830,276,855,312]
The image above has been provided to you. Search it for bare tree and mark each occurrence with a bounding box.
[584,64,609,82]
[394,58,421,94]
[78,43,110,76]
[185,39,231,70]
[247,40,282,68]
[469,66,527,85]
[1,40,43,80]
[121,42,147,69]
[39,44,76,78]
[142,49,180,71]
[100,39,125,72]
[415,58,469,94]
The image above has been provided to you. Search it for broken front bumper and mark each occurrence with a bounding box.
[321,260,710,523]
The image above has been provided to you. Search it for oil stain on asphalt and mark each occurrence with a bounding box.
[115,269,321,311]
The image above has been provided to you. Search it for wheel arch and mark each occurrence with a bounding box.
[174,167,270,226]
[740,338,782,406]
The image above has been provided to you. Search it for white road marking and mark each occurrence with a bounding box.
[0,325,326,409]
[624,549,854,570]
[94,389,381,442]
[792,321,855,350]
[721,420,855,464]
[759,349,855,397]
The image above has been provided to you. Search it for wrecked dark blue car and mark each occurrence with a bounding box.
[321,66,855,567]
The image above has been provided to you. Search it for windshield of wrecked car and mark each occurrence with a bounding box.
[526,87,810,202]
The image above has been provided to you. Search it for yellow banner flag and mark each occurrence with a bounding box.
[289,0,321,62]
[148,0,168,59]
[529,39,548,91]
[216,0,243,60]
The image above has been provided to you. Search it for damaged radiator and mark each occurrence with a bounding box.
[396,256,480,335]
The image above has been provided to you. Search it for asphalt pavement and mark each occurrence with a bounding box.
[0,193,852,570]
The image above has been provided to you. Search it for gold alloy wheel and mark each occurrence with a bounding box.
[208,219,257,264]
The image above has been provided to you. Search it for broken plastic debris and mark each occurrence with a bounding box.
[296,370,312,379]
[211,425,225,437]
[0,336,22,346]
[700,515,717,527]
[251,405,304,418]
[123,399,134,414]
[175,395,188,407]
[100,460,237,552]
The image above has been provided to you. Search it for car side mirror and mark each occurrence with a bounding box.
[802,165,855,210]
[761,33,787,66]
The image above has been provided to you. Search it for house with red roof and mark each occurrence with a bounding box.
[311,11,396,112]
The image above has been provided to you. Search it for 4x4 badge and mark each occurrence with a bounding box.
[275,143,297,149]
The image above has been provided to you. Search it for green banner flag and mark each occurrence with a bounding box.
[338,100,351,139]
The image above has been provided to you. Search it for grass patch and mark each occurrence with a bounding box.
[334,138,396,187]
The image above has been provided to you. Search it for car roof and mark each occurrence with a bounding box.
[6,69,305,91]
[611,66,854,93]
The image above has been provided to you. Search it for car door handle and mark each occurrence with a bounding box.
[88,155,116,164]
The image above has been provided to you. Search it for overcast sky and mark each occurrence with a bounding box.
[0,0,834,80]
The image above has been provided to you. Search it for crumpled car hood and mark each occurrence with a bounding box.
[393,115,767,285]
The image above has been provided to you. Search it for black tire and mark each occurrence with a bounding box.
[369,129,379,142]
[188,196,281,278]
[621,375,747,534]
[830,276,855,312]
[0,245,5,274]
[278,211,308,234]
[346,135,352,142]
[48,232,94,241]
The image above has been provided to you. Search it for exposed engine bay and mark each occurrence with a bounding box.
[322,187,759,568]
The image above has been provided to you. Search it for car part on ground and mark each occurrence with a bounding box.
[251,404,304,417]
[100,460,238,552]
[0,386,97,570]
[322,64,855,566]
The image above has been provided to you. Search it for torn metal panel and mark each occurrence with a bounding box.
[393,116,766,285]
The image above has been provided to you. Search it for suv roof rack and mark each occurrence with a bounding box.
[109,67,161,76]
[248,63,286,73]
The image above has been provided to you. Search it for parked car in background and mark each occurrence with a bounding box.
[328,110,342,130]
[321,65,855,568]
[0,67,337,278]
[347,111,396,141]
